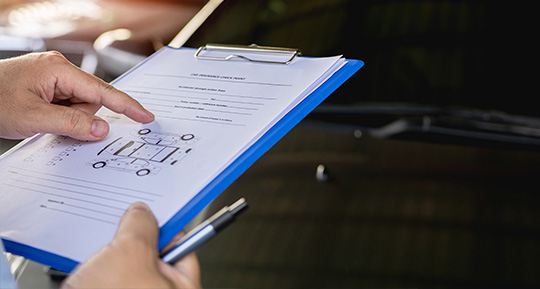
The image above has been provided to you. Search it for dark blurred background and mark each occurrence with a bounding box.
[2,0,540,288]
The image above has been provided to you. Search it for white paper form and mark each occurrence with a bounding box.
[0,47,344,264]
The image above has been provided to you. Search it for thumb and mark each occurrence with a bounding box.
[61,203,165,288]
[37,103,110,140]
[113,203,160,251]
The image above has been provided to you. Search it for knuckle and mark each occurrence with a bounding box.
[100,82,119,97]
[38,51,67,65]
[99,83,127,108]
[45,50,65,60]
[62,109,85,135]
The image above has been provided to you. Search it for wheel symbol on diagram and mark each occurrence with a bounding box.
[138,128,151,135]
[92,161,106,169]
[181,134,195,141]
[136,169,151,176]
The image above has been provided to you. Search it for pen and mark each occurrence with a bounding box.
[161,197,248,264]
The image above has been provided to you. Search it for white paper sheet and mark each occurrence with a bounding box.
[0,47,344,263]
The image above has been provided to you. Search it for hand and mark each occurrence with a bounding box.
[62,203,202,289]
[0,51,154,140]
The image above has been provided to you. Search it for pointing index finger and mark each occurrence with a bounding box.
[97,82,155,123]
[52,60,154,123]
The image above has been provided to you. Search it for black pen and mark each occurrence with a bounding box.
[161,198,248,264]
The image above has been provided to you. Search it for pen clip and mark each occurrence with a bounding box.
[227,197,248,215]
[165,197,248,250]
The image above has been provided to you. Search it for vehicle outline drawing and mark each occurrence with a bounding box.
[87,128,198,176]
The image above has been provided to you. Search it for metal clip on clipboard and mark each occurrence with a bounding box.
[195,43,302,64]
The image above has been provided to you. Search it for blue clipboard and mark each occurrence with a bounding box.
[3,45,363,272]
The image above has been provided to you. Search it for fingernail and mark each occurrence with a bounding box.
[91,118,108,138]
[130,202,150,212]
[145,109,155,122]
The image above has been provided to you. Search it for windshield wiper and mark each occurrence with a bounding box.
[303,104,540,150]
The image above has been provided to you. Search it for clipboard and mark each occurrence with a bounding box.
[2,44,363,272]
[158,44,363,247]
